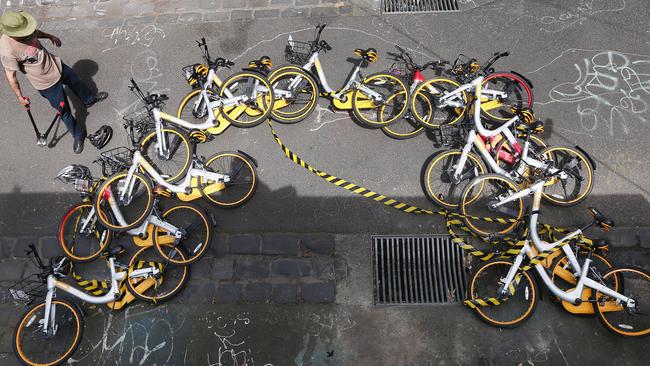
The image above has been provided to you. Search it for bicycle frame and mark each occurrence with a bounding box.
[119,150,229,199]
[40,257,158,336]
[497,186,634,308]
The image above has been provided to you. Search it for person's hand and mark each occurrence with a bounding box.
[19,96,30,108]
[49,35,62,47]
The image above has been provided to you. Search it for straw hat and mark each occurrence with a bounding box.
[0,11,37,37]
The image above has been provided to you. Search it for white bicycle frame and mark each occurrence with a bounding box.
[451,77,562,182]
[495,185,635,308]
[283,37,384,103]
[119,150,229,202]
[40,257,159,336]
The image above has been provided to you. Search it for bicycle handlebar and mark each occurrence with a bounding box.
[25,244,46,270]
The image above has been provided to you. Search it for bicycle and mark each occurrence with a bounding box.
[465,185,650,337]
[10,243,188,365]
[92,143,257,233]
[268,23,408,128]
[56,156,213,266]
[381,46,448,139]
[409,51,533,129]
[422,76,593,217]
[176,37,275,135]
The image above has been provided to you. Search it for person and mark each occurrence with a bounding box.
[0,11,108,154]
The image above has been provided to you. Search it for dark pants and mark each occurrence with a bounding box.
[38,63,96,140]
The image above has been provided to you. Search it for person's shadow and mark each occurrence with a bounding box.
[66,59,99,137]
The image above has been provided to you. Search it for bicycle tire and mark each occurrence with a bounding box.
[58,202,112,263]
[410,78,467,130]
[153,203,211,265]
[139,126,194,184]
[13,298,83,366]
[481,72,533,123]
[126,244,190,302]
[540,146,594,206]
[422,150,487,209]
[460,174,523,237]
[381,116,425,139]
[468,260,538,328]
[177,89,215,124]
[94,171,154,232]
[218,71,275,128]
[592,267,650,337]
[268,65,319,124]
[200,151,258,208]
[352,72,408,128]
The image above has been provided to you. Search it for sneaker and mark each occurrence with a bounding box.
[73,138,84,154]
[85,92,109,108]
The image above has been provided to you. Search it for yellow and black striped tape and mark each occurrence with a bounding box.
[266,120,599,308]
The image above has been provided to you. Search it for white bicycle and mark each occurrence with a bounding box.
[10,244,189,365]
[423,77,594,215]
[466,182,650,337]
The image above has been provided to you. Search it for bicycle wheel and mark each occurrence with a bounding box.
[551,251,616,313]
[94,171,154,232]
[268,65,319,124]
[461,174,523,236]
[13,298,83,366]
[352,72,408,128]
[540,146,594,206]
[58,202,112,263]
[593,267,650,337]
[219,71,275,128]
[468,260,538,328]
[153,203,211,265]
[411,78,467,130]
[139,127,193,183]
[381,114,425,139]
[422,150,486,209]
[177,89,215,124]
[481,72,533,123]
[200,151,258,208]
[127,244,190,302]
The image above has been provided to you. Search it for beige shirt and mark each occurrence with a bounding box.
[0,34,62,90]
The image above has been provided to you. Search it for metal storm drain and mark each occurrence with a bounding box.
[382,0,460,14]
[372,235,467,305]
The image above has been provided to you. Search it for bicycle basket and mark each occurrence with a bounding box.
[438,124,466,146]
[387,63,411,81]
[8,274,46,305]
[97,146,134,176]
[72,178,92,194]
[122,107,157,144]
[285,40,312,65]
[182,63,208,88]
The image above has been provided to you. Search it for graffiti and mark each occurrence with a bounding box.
[69,305,181,365]
[538,0,626,33]
[102,24,165,53]
[205,312,274,366]
[529,49,650,137]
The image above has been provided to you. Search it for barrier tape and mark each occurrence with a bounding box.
[266,120,597,308]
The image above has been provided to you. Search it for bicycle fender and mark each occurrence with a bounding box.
[237,150,258,167]
[509,70,533,89]
[573,145,596,170]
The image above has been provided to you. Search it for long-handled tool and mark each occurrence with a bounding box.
[25,98,64,147]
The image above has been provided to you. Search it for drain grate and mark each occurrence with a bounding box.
[382,0,460,14]
[372,235,467,305]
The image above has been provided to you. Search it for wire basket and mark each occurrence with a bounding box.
[72,178,92,194]
[285,40,313,65]
[182,63,208,88]
[387,62,411,81]
[97,146,133,176]
[437,124,467,146]
[8,274,47,305]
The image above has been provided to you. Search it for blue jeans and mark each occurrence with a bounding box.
[38,63,96,140]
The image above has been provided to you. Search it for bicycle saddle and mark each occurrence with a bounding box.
[517,120,544,134]
[509,106,535,123]
[587,207,615,230]
[592,239,609,252]
[354,48,378,63]
[247,56,273,70]
[102,245,126,258]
